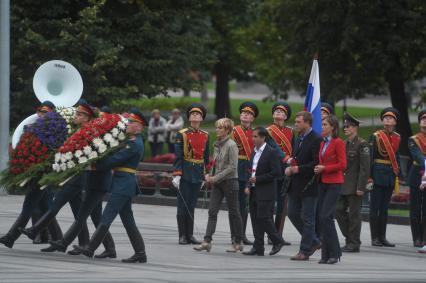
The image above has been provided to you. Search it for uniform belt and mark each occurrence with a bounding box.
[238,155,248,160]
[113,167,137,174]
[184,158,204,164]
[374,159,392,165]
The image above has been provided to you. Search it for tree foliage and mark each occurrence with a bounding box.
[11,0,213,127]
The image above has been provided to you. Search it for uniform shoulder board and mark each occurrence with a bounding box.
[200,129,209,135]
[393,131,400,136]
[179,128,188,134]
[285,125,293,130]
[358,137,368,144]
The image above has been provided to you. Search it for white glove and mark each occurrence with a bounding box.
[172,176,181,190]
[365,182,373,191]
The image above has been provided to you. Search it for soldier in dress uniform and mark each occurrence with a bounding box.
[172,103,209,245]
[369,107,401,247]
[0,101,63,251]
[231,102,259,245]
[321,103,334,121]
[407,109,426,247]
[21,99,98,254]
[74,108,148,263]
[99,106,112,117]
[336,112,370,252]
[266,102,294,246]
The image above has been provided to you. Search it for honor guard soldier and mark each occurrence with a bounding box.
[232,102,259,245]
[407,109,426,247]
[336,112,370,252]
[74,108,148,263]
[266,102,294,245]
[172,103,209,245]
[0,101,63,251]
[369,107,401,247]
[21,99,99,254]
[99,106,112,117]
[321,103,334,121]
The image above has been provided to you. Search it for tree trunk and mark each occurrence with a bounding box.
[183,89,190,97]
[200,81,208,108]
[214,60,231,118]
[385,56,412,157]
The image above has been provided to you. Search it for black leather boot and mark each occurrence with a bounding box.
[379,216,395,247]
[370,216,382,246]
[73,225,109,258]
[186,214,201,245]
[41,217,64,252]
[122,226,147,263]
[95,232,116,258]
[0,214,30,248]
[20,211,55,241]
[68,222,91,255]
[177,215,188,244]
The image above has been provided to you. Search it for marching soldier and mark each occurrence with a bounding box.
[336,112,370,252]
[407,109,426,247]
[266,102,294,245]
[74,108,148,263]
[21,99,99,255]
[232,102,259,245]
[172,103,209,245]
[369,107,401,247]
[321,103,334,121]
[0,101,63,251]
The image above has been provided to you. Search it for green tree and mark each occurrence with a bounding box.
[11,0,213,127]
[237,0,426,154]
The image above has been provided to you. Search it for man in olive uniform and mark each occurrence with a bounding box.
[369,107,401,247]
[172,103,209,245]
[75,108,148,263]
[232,102,259,245]
[407,109,426,247]
[266,102,294,246]
[336,112,370,252]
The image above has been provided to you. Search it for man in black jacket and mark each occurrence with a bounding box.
[285,111,322,261]
[243,127,285,256]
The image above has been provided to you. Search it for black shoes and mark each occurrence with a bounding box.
[49,240,67,252]
[122,252,147,263]
[72,245,93,257]
[341,245,360,253]
[242,236,253,245]
[95,249,117,259]
[242,248,264,256]
[19,227,37,241]
[269,242,284,256]
[380,238,395,247]
[40,245,57,252]
[0,235,14,248]
[188,236,201,245]
[371,238,383,247]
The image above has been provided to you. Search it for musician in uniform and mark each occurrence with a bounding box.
[407,109,426,247]
[369,107,401,247]
[266,102,294,245]
[172,103,209,245]
[74,108,148,263]
[336,112,370,252]
[232,102,259,245]
[0,101,63,251]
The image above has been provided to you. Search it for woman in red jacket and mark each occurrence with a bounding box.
[314,115,347,264]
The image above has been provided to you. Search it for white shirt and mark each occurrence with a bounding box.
[251,142,267,178]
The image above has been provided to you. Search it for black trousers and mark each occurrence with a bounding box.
[249,190,283,251]
[318,183,341,260]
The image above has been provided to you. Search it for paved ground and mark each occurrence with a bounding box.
[0,195,425,283]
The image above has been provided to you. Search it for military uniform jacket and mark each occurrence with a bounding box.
[369,130,401,187]
[96,135,144,197]
[86,170,112,193]
[408,133,426,189]
[232,125,253,182]
[341,135,370,195]
[266,124,294,164]
[173,127,209,183]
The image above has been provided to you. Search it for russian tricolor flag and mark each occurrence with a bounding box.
[304,59,322,134]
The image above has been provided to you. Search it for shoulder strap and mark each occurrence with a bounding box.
[377,130,399,175]
[268,124,292,156]
[234,125,252,159]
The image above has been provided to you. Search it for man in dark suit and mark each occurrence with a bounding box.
[285,111,322,261]
[243,127,285,256]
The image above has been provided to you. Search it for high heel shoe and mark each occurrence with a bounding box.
[326,257,340,264]
[226,243,243,253]
[193,241,212,252]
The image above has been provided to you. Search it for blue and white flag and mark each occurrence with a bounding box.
[304,59,322,134]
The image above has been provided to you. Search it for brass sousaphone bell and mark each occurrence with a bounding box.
[12,60,83,148]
